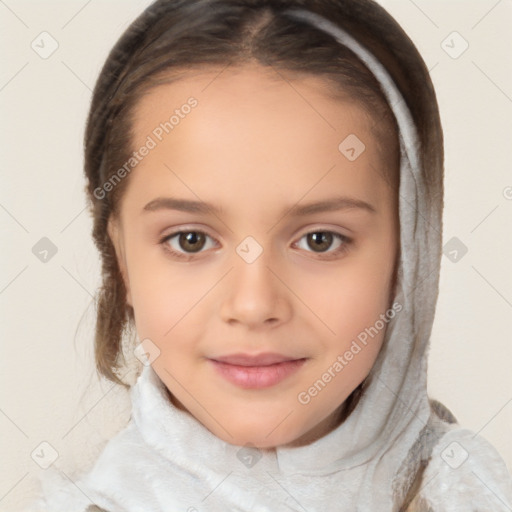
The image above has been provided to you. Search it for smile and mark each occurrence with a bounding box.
[208,353,307,389]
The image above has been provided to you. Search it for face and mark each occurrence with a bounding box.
[108,64,399,449]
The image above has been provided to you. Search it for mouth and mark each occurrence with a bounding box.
[208,352,307,389]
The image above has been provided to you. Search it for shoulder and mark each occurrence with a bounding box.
[411,426,512,511]
[25,467,96,512]
[27,422,140,512]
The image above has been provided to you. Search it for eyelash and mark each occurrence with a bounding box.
[159,228,352,261]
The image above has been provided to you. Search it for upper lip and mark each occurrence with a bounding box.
[210,353,303,366]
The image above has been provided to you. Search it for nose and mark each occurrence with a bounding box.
[219,247,292,330]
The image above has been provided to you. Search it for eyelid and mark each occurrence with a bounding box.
[293,225,353,245]
[160,224,216,240]
[295,224,352,238]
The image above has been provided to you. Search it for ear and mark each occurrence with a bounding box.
[107,216,133,307]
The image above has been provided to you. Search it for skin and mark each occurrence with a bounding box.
[108,64,399,449]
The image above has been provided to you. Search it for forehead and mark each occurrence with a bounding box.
[123,64,393,216]
[132,64,372,143]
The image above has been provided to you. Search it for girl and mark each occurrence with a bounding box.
[30,0,512,510]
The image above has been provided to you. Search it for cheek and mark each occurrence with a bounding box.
[124,246,193,337]
[127,256,219,357]
[295,258,394,410]
[298,252,396,340]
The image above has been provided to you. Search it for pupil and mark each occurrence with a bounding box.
[308,232,332,252]
[180,232,205,252]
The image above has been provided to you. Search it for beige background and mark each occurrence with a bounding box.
[1,0,511,510]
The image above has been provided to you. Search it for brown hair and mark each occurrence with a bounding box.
[84,0,443,388]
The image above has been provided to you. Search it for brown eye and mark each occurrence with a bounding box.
[295,230,351,259]
[306,232,334,252]
[178,231,206,253]
[161,230,216,259]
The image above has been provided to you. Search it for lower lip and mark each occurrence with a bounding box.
[210,359,307,389]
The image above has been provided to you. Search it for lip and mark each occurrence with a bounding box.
[212,352,300,366]
[209,352,307,389]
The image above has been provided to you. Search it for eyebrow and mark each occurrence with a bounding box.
[142,196,377,216]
